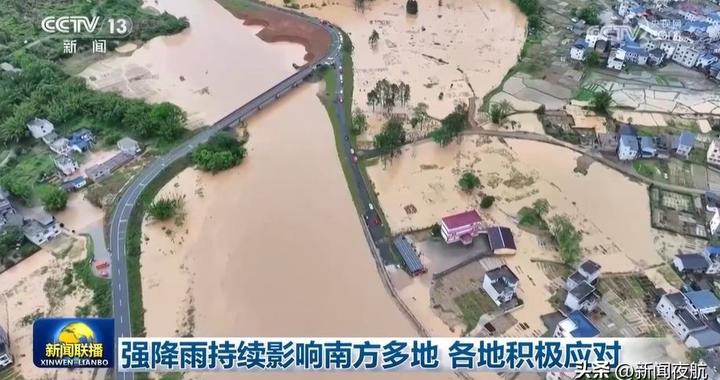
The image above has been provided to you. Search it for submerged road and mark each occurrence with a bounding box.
[108,6,341,379]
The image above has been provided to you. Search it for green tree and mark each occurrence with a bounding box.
[406,0,418,15]
[431,103,468,146]
[687,347,707,362]
[1,177,32,203]
[577,6,600,25]
[532,198,550,215]
[490,101,512,124]
[458,172,480,193]
[147,196,183,221]
[39,186,68,212]
[591,90,613,116]
[480,195,496,209]
[430,223,441,237]
[585,51,601,67]
[373,117,406,155]
[549,215,583,265]
[191,132,247,173]
[0,226,24,259]
[369,29,380,49]
[351,108,368,135]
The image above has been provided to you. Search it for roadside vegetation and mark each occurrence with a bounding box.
[73,236,112,317]
[191,132,247,173]
[518,199,582,264]
[489,101,512,124]
[147,195,185,223]
[351,108,368,135]
[0,225,38,265]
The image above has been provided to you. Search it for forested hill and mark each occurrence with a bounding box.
[0,0,188,60]
[0,0,189,204]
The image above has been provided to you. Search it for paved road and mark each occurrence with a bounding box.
[107,6,341,378]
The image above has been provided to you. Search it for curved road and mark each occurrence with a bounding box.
[108,7,341,378]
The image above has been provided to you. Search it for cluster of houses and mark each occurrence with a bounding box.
[597,123,698,161]
[26,118,143,189]
[570,0,720,78]
[0,186,61,247]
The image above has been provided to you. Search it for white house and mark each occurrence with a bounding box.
[26,118,54,139]
[48,138,71,156]
[482,265,519,306]
[565,281,599,312]
[545,311,601,380]
[607,52,625,70]
[53,155,78,176]
[117,137,142,156]
[618,135,639,160]
[657,291,720,349]
[708,139,720,166]
[22,214,61,246]
[570,40,589,61]
[705,246,720,275]
[672,44,702,67]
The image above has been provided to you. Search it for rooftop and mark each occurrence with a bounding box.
[685,289,720,311]
[487,226,516,251]
[486,265,519,285]
[677,308,706,330]
[570,281,596,301]
[675,253,709,270]
[569,271,587,285]
[579,260,601,275]
[665,292,689,309]
[689,328,720,348]
[678,131,697,147]
[441,210,481,230]
[392,236,425,275]
[565,311,600,338]
[619,134,639,150]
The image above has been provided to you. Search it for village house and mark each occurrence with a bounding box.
[53,155,78,176]
[68,128,94,153]
[565,260,601,290]
[639,136,658,158]
[482,265,519,306]
[440,210,483,245]
[707,192,720,236]
[0,188,20,233]
[657,291,720,349]
[117,137,141,156]
[545,310,600,380]
[597,132,619,153]
[60,177,88,193]
[705,245,720,275]
[86,153,134,182]
[570,40,589,61]
[26,118,54,140]
[708,139,720,166]
[607,49,625,70]
[564,260,601,313]
[22,212,61,246]
[48,137,71,156]
[673,253,710,273]
[674,130,696,157]
[618,135,640,160]
[484,226,517,255]
[392,235,426,277]
[0,324,12,368]
[672,44,702,67]
[648,48,666,65]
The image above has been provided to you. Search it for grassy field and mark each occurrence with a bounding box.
[454,290,497,332]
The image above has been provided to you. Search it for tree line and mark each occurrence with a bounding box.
[0,54,187,145]
[366,79,411,112]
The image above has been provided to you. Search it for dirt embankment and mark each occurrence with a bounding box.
[218,1,331,63]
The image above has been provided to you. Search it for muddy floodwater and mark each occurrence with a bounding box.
[81,0,460,379]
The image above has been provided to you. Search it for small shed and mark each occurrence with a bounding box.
[117,137,141,156]
[486,226,516,255]
[392,236,426,276]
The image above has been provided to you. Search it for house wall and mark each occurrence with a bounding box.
[618,143,637,160]
[656,296,692,341]
[708,140,720,166]
[564,293,582,311]
[441,222,482,244]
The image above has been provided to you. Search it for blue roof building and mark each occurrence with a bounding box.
[618,134,639,160]
[685,290,720,315]
[554,311,600,338]
[393,236,426,276]
[675,131,696,157]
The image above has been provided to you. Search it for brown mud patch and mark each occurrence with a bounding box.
[218,2,331,63]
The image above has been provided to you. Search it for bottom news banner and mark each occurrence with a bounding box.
[117,337,690,374]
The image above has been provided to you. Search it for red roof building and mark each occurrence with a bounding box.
[440,210,482,245]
